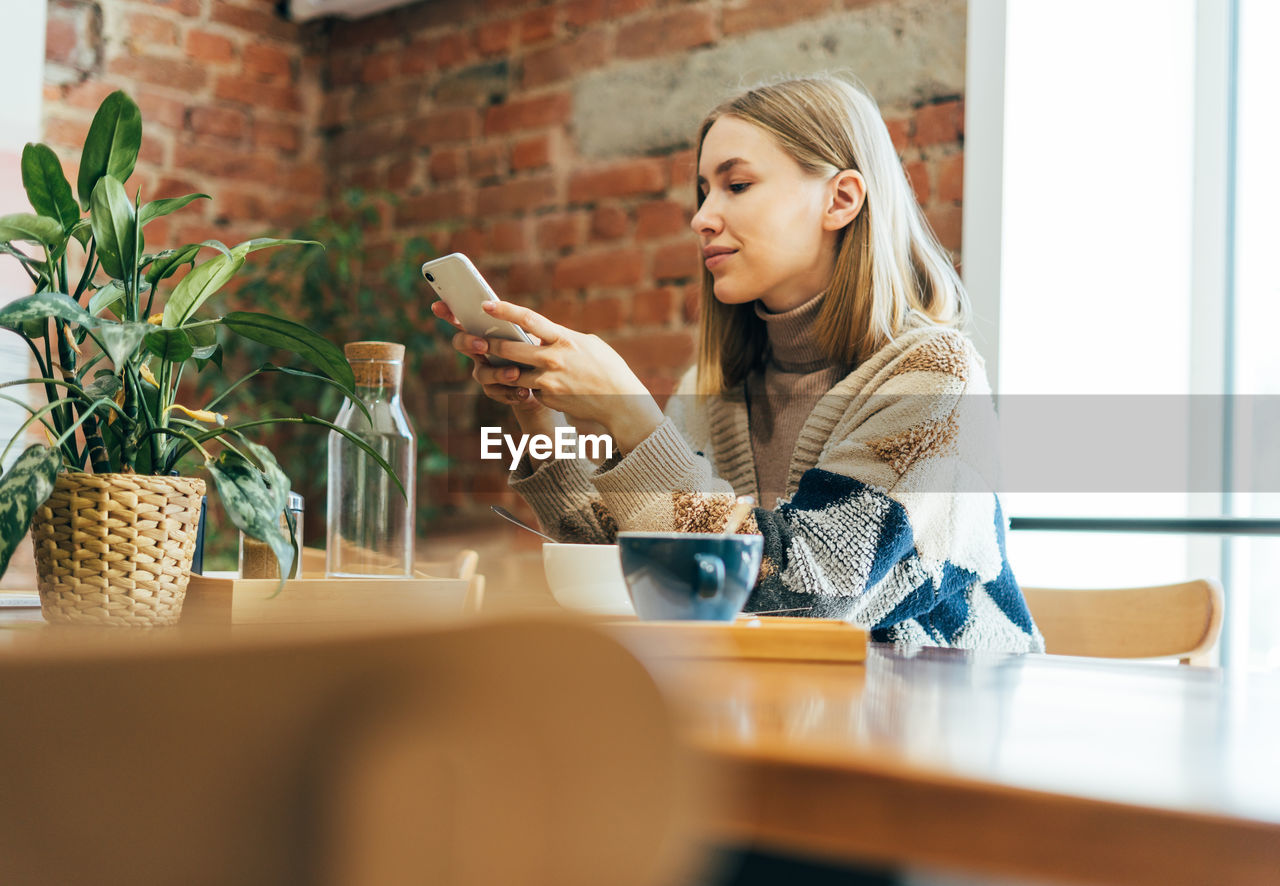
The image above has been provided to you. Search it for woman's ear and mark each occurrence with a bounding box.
[822,170,866,232]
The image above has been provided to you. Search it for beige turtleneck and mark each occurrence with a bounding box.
[746,292,846,508]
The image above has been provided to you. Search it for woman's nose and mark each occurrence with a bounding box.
[690,199,721,235]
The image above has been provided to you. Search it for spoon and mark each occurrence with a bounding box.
[491,504,557,543]
[721,495,756,536]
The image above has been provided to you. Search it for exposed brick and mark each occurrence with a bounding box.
[635,200,689,240]
[126,12,179,47]
[107,55,207,92]
[667,149,697,192]
[387,157,416,190]
[521,33,607,89]
[476,177,556,215]
[133,88,186,131]
[905,160,929,205]
[209,4,296,42]
[435,31,475,70]
[407,108,480,147]
[537,213,583,251]
[330,124,406,164]
[361,51,397,84]
[510,134,552,171]
[539,295,581,326]
[476,18,517,56]
[214,75,303,113]
[468,143,505,179]
[400,37,436,77]
[612,331,695,371]
[552,249,644,290]
[936,152,964,203]
[590,206,629,241]
[581,297,624,331]
[171,144,277,183]
[606,0,650,16]
[924,204,962,253]
[631,287,676,326]
[616,8,715,60]
[186,29,235,65]
[484,93,571,135]
[449,226,487,260]
[520,7,557,43]
[428,149,464,182]
[243,43,294,79]
[722,0,832,35]
[57,79,115,113]
[564,0,605,29]
[489,219,527,253]
[395,189,467,226]
[885,117,909,153]
[912,99,964,147]
[212,187,267,225]
[653,242,700,281]
[189,106,247,141]
[254,120,301,153]
[142,0,204,17]
[507,260,552,297]
[353,82,422,122]
[568,158,666,203]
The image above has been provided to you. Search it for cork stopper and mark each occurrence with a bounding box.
[344,341,405,362]
[345,341,405,388]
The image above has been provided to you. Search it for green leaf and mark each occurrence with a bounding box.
[143,326,194,362]
[77,90,142,210]
[221,311,354,391]
[95,320,149,371]
[84,371,122,401]
[0,291,91,330]
[162,252,245,327]
[0,444,61,578]
[138,193,209,227]
[231,237,322,257]
[194,344,223,373]
[0,213,64,248]
[188,323,218,359]
[69,218,93,248]
[143,244,201,286]
[21,143,80,232]
[205,449,295,589]
[89,176,137,281]
[88,280,128,319]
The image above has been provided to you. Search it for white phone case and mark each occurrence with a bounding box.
[421,253,534,367]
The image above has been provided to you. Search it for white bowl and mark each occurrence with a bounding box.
[542,543,634,616]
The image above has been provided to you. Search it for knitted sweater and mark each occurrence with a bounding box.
[510,319,1045,653]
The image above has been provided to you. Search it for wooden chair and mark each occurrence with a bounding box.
[0,620,700,886]
[1021,579,1224,665]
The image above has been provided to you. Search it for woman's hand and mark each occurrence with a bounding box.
[469,300,664,453]
[431,300,561,439]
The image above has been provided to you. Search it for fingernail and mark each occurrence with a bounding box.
[516,388,530,400]
[503,367,519,381]
[482,301,496,312]
[472,338,487,353]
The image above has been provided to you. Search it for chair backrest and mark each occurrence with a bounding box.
[1021,579,1224,665]
[0,620,697,886]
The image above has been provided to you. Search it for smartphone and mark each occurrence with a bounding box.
[421,253,534,368]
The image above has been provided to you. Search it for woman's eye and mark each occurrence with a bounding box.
[728,182,751,194]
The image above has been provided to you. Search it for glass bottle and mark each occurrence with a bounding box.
[326,342,416,578]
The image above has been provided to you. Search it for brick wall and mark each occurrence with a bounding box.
[40,0,967,526]
[43,0,327,250]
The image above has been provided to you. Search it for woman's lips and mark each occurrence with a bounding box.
[705,250,735,270]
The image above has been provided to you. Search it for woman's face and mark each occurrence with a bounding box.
[691,115,838,312]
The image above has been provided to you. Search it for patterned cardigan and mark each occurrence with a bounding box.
[510,323,1045,653]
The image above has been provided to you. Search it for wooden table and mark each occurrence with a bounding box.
[642,645,1280,885]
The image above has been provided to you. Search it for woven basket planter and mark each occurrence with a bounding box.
[30,472,206,627]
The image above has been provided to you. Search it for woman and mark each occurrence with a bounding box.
[433,75,1043,653]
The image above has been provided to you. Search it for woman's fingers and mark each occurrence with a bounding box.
[482,300,561,344]
[431,300,464,330]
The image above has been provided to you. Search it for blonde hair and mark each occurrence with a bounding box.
[694,75,969,395]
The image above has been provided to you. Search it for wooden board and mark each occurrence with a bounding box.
[181,571,469,627]
[606,616,868,663]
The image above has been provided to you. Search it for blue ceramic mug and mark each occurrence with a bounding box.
[616,532,764,621]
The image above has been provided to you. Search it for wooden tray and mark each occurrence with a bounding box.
[605,615,867,662]
[181,571,470,627]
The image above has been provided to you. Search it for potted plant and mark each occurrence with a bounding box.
[0,90,399,625]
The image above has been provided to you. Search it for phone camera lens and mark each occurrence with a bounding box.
[425,272,435,283]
